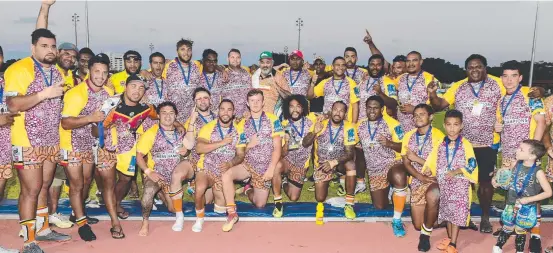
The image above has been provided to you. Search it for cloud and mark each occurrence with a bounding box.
[13,16,55,26]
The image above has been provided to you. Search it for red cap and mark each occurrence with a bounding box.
[290,50,304,60]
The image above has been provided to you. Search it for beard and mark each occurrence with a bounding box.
[178,55,190,63]
[219,116,233,124]
[261,67,272,76]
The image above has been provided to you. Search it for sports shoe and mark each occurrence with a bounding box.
[436,238,451,251]
[0,246,19,253]
[22,242,43,253]
[85,199,100,209]
[172,218,184,232]
[36,230,71,242]
[417,234,430,252]
[243,184,252,195]
[77,224,96,241]
[354,181,367,194]
[336,185,346,197]
[191,218,204,233]
[392,218,406,237]
[529,235,542,253]
[222,213,239,232]
[49,213,73,228]
[492,246,503,253]
[479,219,493,233]
[344,205,356,219]
[154,198,163,205]
[69,215,99,225]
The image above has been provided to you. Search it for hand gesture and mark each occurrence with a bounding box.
[0,112,19,127]
[248,134,260,148]
[377,135,390,147]
[218,161,232,171]
[303,62,311,70]
[139,70,153,81]
[262,167,274,181]
[88,111,105,124]
[42,0,56,6]
[146,170,164,185]
[314,119,324,134]
[528,87,544,99]
[363,29,373,44]
[494,121,503,133]
[406,149,419,162]
[319,161,333,173]
[399,103,414,114]
[222,134,234,145]
[427,77,438,94]
[373,81,383,95]
[188,105,199,126]
[40,81,64,100]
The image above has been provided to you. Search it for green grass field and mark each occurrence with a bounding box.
[3,111,551,205]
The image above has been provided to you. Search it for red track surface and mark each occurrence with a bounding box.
[0,220,552,253]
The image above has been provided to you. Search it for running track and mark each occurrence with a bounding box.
[0,220,551,253]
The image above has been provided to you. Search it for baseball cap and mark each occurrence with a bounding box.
[125,74,148,89]
[123,50,142,61]
[88,53,110,69]
[290,50,304,60]
[259,51,273,60]
[58,42,78,52]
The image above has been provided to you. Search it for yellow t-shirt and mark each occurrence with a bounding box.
[56,64,76,91]
[59,82,115,151]
[108,71,129,94]
[195,120,246,170]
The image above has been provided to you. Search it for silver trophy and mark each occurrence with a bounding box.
[495,168,512,187]
[285,125,301,151]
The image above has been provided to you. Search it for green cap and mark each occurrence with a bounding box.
[259,51,273,60]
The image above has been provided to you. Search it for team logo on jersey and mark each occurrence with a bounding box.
[347,128,355,142]
[239,133,248,145]
[387,84,397,97]
[529,98,544,111]
[466,157,477,173]
[394,125,405,140]
[353,86,360,96]
[273,120,283,132]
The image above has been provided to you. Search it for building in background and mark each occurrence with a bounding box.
[104,52,124,72]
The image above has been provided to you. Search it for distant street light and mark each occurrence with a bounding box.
[149,43,154,54]
[295,18,303,50]
[72,13,80,47]
[284,46,289,64]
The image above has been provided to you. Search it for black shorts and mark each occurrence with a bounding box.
[474,147,497,183]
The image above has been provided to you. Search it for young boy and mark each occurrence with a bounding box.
[422,110,478,253]
[492,140,552,253]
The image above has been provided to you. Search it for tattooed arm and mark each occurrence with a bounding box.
[335,145,355,164]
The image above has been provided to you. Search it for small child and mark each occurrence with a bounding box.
[422,110,478,253]
[492,140,552,253]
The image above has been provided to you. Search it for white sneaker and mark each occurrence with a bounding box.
[172,218,184,232]
[0,245,19,253]
[191,218,204,232]
[49,213,73,228]
[85,199,100,209]
[152,204,158,211]
[354,181,367,194]
[492,246,503,253]
[154,198,163,205]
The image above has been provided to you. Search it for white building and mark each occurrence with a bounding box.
[104,52,124,72]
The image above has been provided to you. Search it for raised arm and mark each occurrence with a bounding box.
[36,0,55,29]
[363,29,390,72]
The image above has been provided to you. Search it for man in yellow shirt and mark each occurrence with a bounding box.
[107,50,142,94]
[307,57,360,123]
[59,54,114,241]
[5,28,70,252]
[193,99,246,232]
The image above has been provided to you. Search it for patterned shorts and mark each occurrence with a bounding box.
[94,148,116,170]
[60,149,94,168]
[243,162,271,191]
[0,164,13,180]
[367,160,401,192]
[205,170,223,191]
[13,146,60,170]
[313,162,342,183]
[282,158,308,187]
[410,180,432,206]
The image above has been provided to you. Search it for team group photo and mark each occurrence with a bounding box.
[0,1,552,253]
